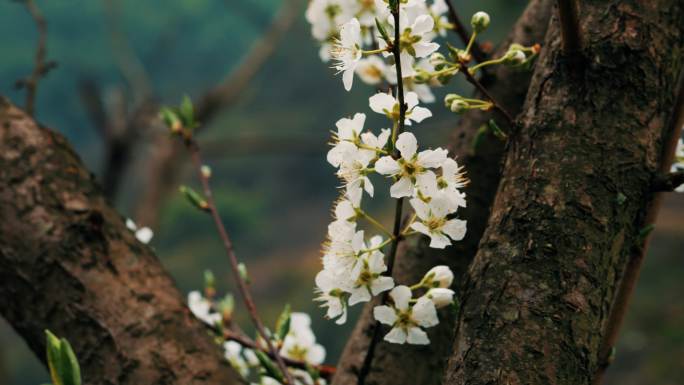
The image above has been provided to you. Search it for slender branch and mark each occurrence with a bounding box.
[357,4,408,384]
[184,139,296,385]
[593,75,684,385]
[557,0,582,58]
[458,62,515,127]
[651,170,684,192]
[15,0,56,117]
[222,330,337,380]
[444,0,486,63]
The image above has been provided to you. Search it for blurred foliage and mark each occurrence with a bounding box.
[0,1,681,384]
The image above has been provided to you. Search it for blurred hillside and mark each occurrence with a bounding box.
[0,1,682,384]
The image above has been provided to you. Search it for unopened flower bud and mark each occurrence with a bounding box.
[505,50,526,65]
[471,11,490,33]
[414,70,431,83]
[429,52,446,67]
[424,288,455,308]
[450,100,469,114]
[421,265,454,288]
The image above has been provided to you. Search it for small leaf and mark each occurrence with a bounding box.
[179,185,209,212]
[275,304,292,341]
[487,119,508,140]
[159,107,182,133]
[45,330,63,385]
[374,18,391,46]
[59,338,81,385]
[238,263,250,284]
[179,95,195,128]
[254,350,284,383]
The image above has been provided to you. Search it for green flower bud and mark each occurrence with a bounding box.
[450,100,469,114]
[471,11,490,33]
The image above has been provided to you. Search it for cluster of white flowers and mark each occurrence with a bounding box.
[310,0,473,346]
[672,137,684,193]
[188,287,328,384]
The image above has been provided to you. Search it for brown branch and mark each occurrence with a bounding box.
[444,0,487,63]
[557,0,582,58]
[183,138,296,385]
[14,0,56,116]
[222,330,337,380]
[133,0,302,227]
[458,62,516,127]
[593,74,684,385]
[357,4,408,384]
[103,0,153,101]
[651,170,684,192]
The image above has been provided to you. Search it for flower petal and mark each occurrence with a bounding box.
[390,176,414,198]
[412,297,439,327]
[406,327,430,345]
[396,132,418,159]
[410,106,433,123]
[373,305,397,325]
[375,156,401,175]
[443,219,467,241]
[369,92,396,115]
[383,327,408,344]
[390,285,412,310]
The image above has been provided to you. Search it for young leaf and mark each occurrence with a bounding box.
[179,185,209,212]
[45,330,63,385]
[59,338,82,385]
[275,304,292,341]
[179,95,195,128]
[254,350,284,383]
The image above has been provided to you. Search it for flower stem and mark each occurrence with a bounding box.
[363,47,389,55]
[183,139,296,385]
[469,57,507,73]
[464,31,478,56]
[357,209,395,239]
[358,3,408,384]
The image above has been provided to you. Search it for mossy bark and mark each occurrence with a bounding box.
[444,1,684,384]
[0,99,239,385]
[331,2,553,384]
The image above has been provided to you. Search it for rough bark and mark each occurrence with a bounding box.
[0,98,239,385]
[331,2,553,384]
[444,2,684,385]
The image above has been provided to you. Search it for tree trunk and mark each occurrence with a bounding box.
[444,1,684,384]
[0,98,239,385]
[331,2,553,384]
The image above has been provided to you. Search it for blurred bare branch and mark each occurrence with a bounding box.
[14,0,57,116]
[133,0,303,228]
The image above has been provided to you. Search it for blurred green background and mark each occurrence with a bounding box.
[0,1,681,384]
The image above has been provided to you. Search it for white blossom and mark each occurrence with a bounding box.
[420,265,454,288]
[381,12,440,77]
[375,132,447,198]
[373,285,438,344]
[187,291,222,326]
[126,218,153,244]
[409,197,467,248]
[348,238,394,304]
[281,313,326,365]
[315,269,349,324]
[223,341,250,377]
[422,288,454,308]
[672,138,684,193]
[331,18,363,91]
[355,55,388,85]
[369,91,432,125]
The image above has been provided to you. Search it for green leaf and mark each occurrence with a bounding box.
[179,95,195,128]
[487,119,508,140]
[254,350,284,383]
[374,18,391,45]
[44,331,82,385]
[59,338,81,385]
[179,185,209,212]
[275,304,291,341]
[159,107,181,133]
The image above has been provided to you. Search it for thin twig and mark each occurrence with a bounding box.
[458,62,515,127]
[15,0,55,116]
[557,0,582,58]
[357,4,408,384]
[184,139,296,385]
[444,0,486,63]
[593,76,684,385]
[222,330,337,380]
[651,171,684,192]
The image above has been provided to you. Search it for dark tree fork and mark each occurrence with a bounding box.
[0,1,682,385]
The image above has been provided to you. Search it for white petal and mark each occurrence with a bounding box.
[396,132,418,159]
[411,14,434,36]
[406,327,430,345]
[410,221,431,238]
[412,297,439,327]
[409,198,430,220]
[362,176,374,197]
[443,219,467,241]
[306,344,326,365]
[126,218,137,231]
[349,287,372,305]
[404,91,419,109]
[417,148,448,168]
[409,106,433,123]
[375,156,401,175]
[413,41,440,58]
[373,305,397,325]
[371,276,395,295]
[369,92,396,115]
[390,285,412,310]
[343,68,355,91]
[135,227,154,244]
[428,232,451,249]
[390,176,414,198]
[340,18,361,45]
[400,51,416,77]
[383,327,407,344]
